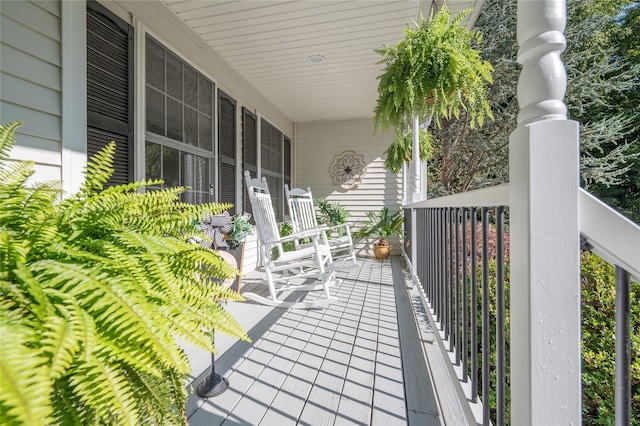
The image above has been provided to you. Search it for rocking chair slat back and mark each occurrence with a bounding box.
[285,185,358,266]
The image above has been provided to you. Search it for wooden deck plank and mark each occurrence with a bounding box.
[392,256,443,425]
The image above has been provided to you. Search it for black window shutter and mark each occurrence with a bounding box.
[86,0,133,186]
[218,90,237,213]
[242,107,257,217]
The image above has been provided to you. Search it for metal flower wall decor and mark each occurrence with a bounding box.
[329,150,366,189]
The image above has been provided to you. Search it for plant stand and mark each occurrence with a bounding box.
[195,249,237,398]
[196,330,228,398]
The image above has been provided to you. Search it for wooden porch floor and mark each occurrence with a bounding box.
[182,257,455,425]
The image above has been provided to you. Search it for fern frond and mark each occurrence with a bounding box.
[0,318,53,425]
[79,141,116,197]
[120,364,186,426]
[68,358,140,425]
[41,312,80,381]
[0,121,22,164]
[32,260,189,371]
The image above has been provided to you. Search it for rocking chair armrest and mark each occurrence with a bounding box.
[322,223,352,235]
[265,227,326,245]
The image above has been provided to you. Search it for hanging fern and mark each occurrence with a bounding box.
[374,7,494,132]
[0,122,249,425]
[383,128,434,173]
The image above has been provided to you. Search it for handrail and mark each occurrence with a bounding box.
[404,184,638,282]
[404,184,510,209]
[579,188,640,282]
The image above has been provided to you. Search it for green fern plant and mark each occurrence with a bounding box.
[374,7,493,131]
[0,121,248,425]
[383,128,434,173]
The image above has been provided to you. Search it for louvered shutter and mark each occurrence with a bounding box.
[284,136,291,191]
[218,90,237,213]
[87,0,132,186]
[242,108,257,218]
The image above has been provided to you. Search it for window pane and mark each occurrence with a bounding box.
[184,106,198,146]
[163,146,180,187]
[265,175,282,220]
[199,113,212,151]
[167,97,183,141]
[166,52,182,100]
[146,37,164,91]
[181,153,209,202]
[184,66,198,109]
[146,87,165,135]
[199,76,212,116]
[145,142,161,181]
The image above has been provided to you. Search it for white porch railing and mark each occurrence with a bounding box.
[403,184,638,425]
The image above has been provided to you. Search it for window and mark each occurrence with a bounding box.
[145,35,215,204]
[261,118,286,220]
[87,0,133,186]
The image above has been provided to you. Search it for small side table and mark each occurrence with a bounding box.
[196,249,237,398]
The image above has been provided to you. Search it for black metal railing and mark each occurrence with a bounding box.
[407,205,510,425]
[404,188,637,425]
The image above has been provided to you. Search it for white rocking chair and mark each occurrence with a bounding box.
[243,171,338,309]
[285,185,358,267]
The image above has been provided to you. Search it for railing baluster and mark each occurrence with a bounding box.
[437,208,444,325]
[615,266,630,426]
[440,208,447,337]
[448,207,455,351]
[455,208,461,364]
[462,208,469,383]
[496,206,506,425]
[481,207,490,425]
[471,207,478,403]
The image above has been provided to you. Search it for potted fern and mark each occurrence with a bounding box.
[374,6,493,173]
[355,207,405,260]
[0,121,248,424]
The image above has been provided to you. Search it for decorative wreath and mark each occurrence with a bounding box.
[329,151,366,189]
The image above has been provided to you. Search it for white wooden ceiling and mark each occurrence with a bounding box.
[162,0,480,123]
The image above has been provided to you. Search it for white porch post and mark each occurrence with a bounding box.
[509,0,581,424]
[411,116,421,203]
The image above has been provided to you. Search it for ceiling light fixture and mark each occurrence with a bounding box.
[308,54,325,63]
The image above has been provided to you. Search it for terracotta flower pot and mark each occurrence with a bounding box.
[373,243,392,260]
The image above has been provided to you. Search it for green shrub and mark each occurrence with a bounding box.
[0,122,248,425]
[468,231,638,425]
[581,251,640,425]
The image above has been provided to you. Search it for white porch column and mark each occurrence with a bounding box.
[509,0,581,424]
[411,116,421,203]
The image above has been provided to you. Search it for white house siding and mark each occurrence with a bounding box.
[294,119,402,257]
[0,0,63,182]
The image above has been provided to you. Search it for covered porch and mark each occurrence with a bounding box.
[182,257,469,425]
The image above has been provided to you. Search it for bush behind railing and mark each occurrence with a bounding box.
[466,235,638,425]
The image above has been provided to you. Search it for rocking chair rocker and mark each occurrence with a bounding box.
[243,171,338,309]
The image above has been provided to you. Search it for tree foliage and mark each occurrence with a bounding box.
[0,122,248,425]
[428,0,640,224]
